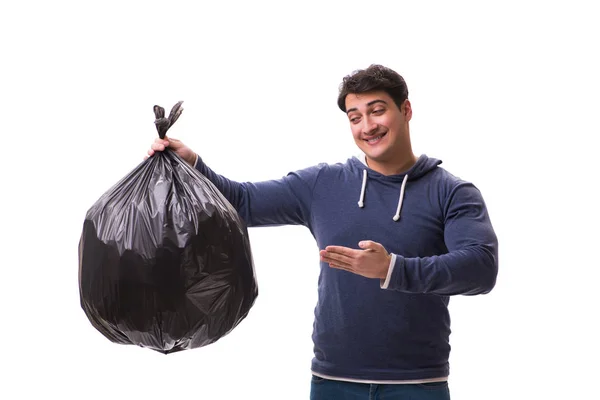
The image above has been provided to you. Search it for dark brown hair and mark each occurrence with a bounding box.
[337,64,409,112]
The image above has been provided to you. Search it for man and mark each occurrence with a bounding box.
[147,64,498,399]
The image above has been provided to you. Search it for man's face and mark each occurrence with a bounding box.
[345,91,411,163]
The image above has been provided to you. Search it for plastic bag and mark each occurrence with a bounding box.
[78,101,258,354]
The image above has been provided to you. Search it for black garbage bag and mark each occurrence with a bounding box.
[78,101,258,354]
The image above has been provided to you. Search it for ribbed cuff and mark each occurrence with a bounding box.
[380,254,396,289]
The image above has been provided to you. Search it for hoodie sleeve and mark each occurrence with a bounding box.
[382,181,498,296]
[194,154,321,227]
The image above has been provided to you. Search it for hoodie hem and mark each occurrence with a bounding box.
[310,362,450,382]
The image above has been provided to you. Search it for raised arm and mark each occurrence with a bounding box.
[193,153,323,227]
[148,136,323,228]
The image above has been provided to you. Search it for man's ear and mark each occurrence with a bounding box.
[403,99,413,120]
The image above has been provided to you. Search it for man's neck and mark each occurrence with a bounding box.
[365,153,418,176]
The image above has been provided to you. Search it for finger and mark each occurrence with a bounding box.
[325,245,359,257]
[321,252,353,266]
[320,249,352,262]
[151,142,166,151]
[321,256,352,268]
[147,149,154,157]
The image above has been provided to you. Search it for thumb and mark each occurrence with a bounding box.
[164,135,181,148]
[358,240,382,251]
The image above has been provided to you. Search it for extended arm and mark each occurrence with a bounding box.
[194,154,323,228]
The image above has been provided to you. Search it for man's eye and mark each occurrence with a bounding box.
[350,117,360,123]
[373,108,385,114]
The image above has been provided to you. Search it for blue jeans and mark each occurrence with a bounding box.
[310,375,451,400]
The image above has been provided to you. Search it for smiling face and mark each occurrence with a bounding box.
[345,90,413,172]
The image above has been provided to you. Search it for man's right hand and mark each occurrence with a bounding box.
[146,136,197,166]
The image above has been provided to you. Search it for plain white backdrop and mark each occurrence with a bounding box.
[1,1,598,399]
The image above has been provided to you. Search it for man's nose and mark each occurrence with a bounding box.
[362,117,378,136]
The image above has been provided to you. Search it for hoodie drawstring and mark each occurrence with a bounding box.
[358,169,409,222]
[393,174,409,221]
[358,170,367,208]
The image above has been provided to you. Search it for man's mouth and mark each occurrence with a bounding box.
[364,132,387,144]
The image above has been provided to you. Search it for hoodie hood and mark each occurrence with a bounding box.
[351,153,442,180]
[349,154,442,221]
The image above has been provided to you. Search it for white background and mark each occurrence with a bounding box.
[1,0,598,399]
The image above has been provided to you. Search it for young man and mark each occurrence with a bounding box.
[147,64,498,400]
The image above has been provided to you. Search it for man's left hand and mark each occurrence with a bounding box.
[320,241,391,280]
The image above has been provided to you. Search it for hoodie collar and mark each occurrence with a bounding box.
[352,153,442,181]
[351,154,442,221]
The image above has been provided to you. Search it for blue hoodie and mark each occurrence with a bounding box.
[194,153,498,382]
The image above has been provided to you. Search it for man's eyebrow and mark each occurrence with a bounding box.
[346,99,388,115]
